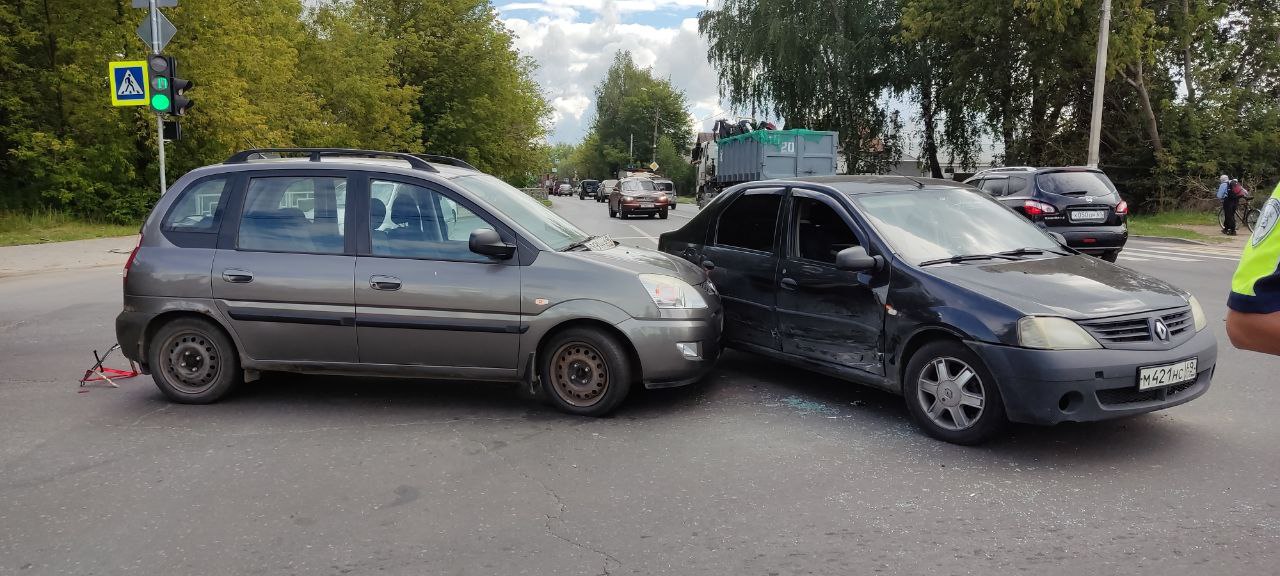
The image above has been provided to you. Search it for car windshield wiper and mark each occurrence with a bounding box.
[995,246,1070,257]
[918,253,1024,267]
[561,235,599,252]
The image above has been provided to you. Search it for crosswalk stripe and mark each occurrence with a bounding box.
[1115,250,1198,262]
[1123,247,1239,262]
[1118,255,1152,262]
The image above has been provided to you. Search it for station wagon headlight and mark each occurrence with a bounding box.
[1018,316,1102,350]
[1188,295,1207,332]
[639,274,707,309]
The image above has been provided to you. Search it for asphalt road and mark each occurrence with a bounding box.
[0,196,1276,576]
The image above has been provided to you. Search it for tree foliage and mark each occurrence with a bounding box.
[0,0,549,221]
[700,0,1280,210]
[573,52,693,181]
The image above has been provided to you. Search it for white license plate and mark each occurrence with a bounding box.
[640,202,654,208]
[1138,358,1198,390]
[1070,209,1108,222]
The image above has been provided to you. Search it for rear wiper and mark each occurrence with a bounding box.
[918,254,1022,267]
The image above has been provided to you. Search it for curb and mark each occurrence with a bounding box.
[1131,234,1227,246]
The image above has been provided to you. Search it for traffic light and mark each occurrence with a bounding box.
[146,54,193,116]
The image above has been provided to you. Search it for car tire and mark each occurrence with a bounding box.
[903,340,1007,445]
[148,316,242,404]
[659,209,668,220]
[539,328,633,416]
[1101,250,1120,263]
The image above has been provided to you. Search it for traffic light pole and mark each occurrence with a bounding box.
[149,0,166,195]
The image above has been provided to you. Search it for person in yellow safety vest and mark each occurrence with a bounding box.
[1227,180,1280,355]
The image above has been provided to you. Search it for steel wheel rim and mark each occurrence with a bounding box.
[162,330,221,394]
[550,341,609,408]
[917,356,985,431]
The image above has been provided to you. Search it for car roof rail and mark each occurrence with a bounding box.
[224,148,439,172]
[413,154,478,171]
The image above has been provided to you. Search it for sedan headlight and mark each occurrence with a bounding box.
[1188,295,1207,332]
[623,195,635,202]
[1018,316,1102,350]
[639,274,707,309]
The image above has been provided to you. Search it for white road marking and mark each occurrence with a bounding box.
[1123,247,1238,262]
[1118,255,1152,262]
[628,225,659,244]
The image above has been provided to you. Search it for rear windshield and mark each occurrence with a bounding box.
[1036,171,1118,198]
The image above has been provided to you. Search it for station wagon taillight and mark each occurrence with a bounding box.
[123,234,142,283]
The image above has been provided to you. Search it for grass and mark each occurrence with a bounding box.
[0,210,139,247]
[1127,209,1218,242]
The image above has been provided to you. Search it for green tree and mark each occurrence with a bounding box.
[587,51,692,176]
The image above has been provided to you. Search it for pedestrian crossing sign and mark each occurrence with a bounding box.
[109,61,149,107]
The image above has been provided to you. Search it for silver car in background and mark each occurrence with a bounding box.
[115,149,721,415]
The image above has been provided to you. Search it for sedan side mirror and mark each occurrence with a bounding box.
[469,228,515,260]
[835,246,881,272]
[1048,231,1068,246]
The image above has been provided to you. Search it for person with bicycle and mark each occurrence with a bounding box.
[1218,174,1239,235]
[1227,180,1280,355]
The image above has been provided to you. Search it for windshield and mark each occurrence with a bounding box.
[451,174,589,250]
[852,187,1063,264]
[1035,171,1117,198]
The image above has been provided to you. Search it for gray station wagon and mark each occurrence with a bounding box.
[115,148,722,415]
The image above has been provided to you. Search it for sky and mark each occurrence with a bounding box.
[497,0,742,145]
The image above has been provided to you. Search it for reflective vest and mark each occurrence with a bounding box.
[1229,182,1280,314]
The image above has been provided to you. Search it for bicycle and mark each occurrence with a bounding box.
[1217,194,1261,232]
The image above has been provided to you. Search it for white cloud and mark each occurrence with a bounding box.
[499,2,757,144]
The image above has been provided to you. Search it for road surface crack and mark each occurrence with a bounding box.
[455,426,620,576]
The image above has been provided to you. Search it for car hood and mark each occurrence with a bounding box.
[568,243,705,285]
[925,255,1190,318]
[624,191,665,199]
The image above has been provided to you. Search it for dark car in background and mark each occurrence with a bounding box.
[964,167,1129,262]
[608,177,672,219]
[658,175,1214,444]
[577,179,600,200]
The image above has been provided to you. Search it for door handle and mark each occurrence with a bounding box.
[222,269,254,283]
[780,277,798,290]
[370,275,402,291]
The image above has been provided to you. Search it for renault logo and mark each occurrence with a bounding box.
[1153,319,1170,341]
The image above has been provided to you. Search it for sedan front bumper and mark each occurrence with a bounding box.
[969,327,1217,425]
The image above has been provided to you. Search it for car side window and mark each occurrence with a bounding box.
[715,191,782,253]
[369,180,491,262]
[1007,176,1028,195]
[981,178,1008,197]
[238,176,346,254]
[792,196,859,264]
[164,177,230,232]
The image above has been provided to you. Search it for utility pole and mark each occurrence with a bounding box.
[651,107,659,164]
[1086,0,1112,168]
[149,0,166,194]
[629,133,634,164]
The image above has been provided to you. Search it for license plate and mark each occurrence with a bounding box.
[1070,209,1108,222]
[640,202,654,208]
[1137,358,1198,390]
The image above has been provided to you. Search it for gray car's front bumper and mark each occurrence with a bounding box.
[970,327,1218,425]
[616,312,722,389]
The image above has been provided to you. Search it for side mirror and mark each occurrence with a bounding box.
[469,228,515,260]
[1047,231,1068,246]
[835,246,881,272]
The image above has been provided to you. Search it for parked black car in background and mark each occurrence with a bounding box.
[964,167,1129,262]
[578,179,600,200]
[659,176,1215,444]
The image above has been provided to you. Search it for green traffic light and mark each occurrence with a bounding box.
[151,93,171,111]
